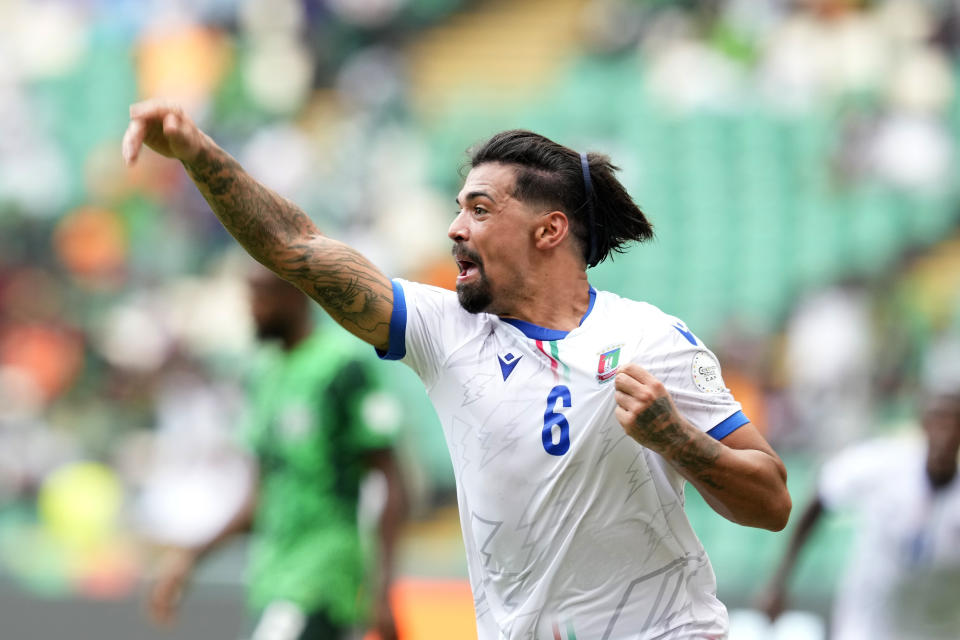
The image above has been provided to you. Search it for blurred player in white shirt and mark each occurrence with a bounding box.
[123,105,791,639]
[758,386,960,640]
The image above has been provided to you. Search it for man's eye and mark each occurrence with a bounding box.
[474,206,487,215]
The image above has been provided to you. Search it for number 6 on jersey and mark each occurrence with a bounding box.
[542,385,572,455]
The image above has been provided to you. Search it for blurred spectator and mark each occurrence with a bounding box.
[147,266,407,640]
[133,354,250,549]
[782,280,875,452]
[757,373,960,639]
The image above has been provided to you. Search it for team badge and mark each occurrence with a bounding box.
[597,347,621,383]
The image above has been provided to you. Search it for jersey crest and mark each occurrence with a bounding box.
[597,346,622,383]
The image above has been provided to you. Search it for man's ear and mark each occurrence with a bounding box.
[535,211,569,250]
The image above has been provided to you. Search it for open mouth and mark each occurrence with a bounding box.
[453,247,482,283]
[456,258,479,282]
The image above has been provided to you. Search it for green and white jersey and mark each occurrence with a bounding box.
[241,327,400,624]
[379,279,747,640]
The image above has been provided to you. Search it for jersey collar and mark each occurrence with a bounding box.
[500,287,596,341]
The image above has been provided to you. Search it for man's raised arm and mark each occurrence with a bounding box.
[122,99,394,350]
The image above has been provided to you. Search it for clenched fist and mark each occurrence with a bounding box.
[614,363,727,492]
[613,363,681,446]
[122,99,207,167]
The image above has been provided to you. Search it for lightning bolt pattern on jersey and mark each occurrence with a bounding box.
[383,279,748,640]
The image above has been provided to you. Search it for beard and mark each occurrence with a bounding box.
[453,244,494,313]
[457,276,494,314]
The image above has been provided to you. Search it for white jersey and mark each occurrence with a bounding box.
[818,436,960,640]
[380,280,749,640]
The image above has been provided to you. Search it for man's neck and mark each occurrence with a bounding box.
[498,272,592,332]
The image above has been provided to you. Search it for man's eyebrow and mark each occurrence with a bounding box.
[456,190,496,206]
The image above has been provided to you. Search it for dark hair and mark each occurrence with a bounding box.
[468,130,653,267]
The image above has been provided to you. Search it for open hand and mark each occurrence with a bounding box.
[122,99,206,166]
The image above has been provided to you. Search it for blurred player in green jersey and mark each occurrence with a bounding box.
[149,266,407,640]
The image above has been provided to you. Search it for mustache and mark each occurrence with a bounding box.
[452,244,483,267]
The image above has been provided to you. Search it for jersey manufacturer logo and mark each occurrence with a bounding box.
[597,347,621,383]
[672,321,697,346]
[498,352,522,381]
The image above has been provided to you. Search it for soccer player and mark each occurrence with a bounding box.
[757,386,960,640]
[148,266,406,640]
[124,100,791,640]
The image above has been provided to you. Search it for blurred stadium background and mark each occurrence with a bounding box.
[1,0,960,638]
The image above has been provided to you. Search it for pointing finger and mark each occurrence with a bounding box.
[163,112,180,136]
[129,98,177,120]
[162,112,199,160]
[122,119,145,166]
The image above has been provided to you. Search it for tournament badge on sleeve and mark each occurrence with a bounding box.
[597,346,622,383]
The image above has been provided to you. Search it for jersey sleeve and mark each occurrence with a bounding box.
[635,315,748,440]
[376,278,478,388]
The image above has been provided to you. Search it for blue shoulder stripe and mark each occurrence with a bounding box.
[376,279,407,361]
[707,410,749,440]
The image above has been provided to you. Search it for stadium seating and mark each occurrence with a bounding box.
[418,55,960,340]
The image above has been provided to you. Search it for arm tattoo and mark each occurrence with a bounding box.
[183,145,316,260]
[182,143,392,344]
[629,397,724,489]
[280,242,392,337]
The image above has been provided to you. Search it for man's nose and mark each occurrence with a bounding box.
[448,211,468,241]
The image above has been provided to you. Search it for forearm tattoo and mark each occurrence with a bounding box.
[184,146,315,257]
[183,145,392,341]
[629,397,724,489]
[280,241,392,337]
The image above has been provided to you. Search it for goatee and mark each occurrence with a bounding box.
[457,278,493,314]
[452,244,492,314]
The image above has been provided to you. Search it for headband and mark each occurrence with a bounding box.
[580,152,599,267]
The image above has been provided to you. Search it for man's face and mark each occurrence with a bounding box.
[449,163,538,315]
[921,393,960,489]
